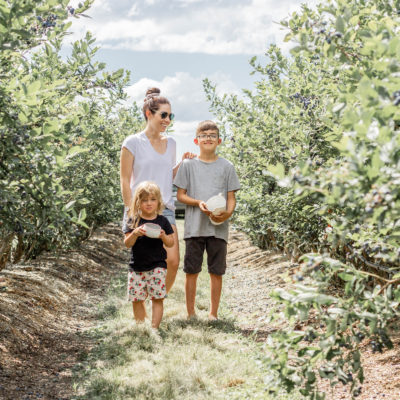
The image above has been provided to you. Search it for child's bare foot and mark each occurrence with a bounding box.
[208,314,218,321]
[187,314,197,320]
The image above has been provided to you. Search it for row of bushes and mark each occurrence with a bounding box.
[206,0,400,398]
[0,0,143,268]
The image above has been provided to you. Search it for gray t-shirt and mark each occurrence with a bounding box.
[173,157,240,242]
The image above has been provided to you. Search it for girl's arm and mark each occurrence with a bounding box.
[120,147,134,207]
[159,230,174,248]
[124,226,146,248]
[173,152,197,178]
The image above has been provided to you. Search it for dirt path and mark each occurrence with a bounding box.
[224,229,400,400]
[0,224,399,400]
[0,224,127,400]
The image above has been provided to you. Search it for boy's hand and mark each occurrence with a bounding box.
[159,229,166,239]
[199,201,212,216]
[210,210,231,223]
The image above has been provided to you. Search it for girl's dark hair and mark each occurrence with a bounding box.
[142,87,170,120]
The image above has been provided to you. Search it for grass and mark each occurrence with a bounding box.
[71,219,302,400]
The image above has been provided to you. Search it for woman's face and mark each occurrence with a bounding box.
[148,103,173,132]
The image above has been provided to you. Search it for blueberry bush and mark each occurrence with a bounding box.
[205,0,400,398]
[0,0,143,267]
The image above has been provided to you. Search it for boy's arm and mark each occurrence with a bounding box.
[176,187,211,215]
[209,190,237,224]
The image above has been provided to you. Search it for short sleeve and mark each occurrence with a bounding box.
[121,134,137,157]
[173,159,189,190]
[227,164,241,192]
[122,217,133,234]
[161,216,174,235]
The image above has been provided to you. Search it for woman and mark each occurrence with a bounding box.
[120,87,195,293]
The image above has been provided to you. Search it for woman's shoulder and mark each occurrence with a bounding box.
[122,132,146,154]
[123,131,145,144]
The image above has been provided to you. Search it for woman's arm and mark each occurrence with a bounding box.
[120,147,134,207]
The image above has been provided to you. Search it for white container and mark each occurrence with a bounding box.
[143,223,161,238]
[205,193,226,226]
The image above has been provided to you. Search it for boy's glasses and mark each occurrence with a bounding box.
[197,134,218,140]
[159,111,175,120]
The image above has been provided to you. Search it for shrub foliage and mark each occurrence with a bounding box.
[0,0,143,267]
[205,0,400,398]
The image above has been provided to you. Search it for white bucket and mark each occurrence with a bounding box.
[205,193,226,225]
[143,223,161,238]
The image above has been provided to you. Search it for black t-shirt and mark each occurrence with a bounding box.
[123,215,174,272]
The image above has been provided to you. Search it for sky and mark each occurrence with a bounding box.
[64,0,317,158]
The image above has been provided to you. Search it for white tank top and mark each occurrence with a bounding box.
[122,131,177,210]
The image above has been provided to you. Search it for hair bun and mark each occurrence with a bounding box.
[145,87,161,98]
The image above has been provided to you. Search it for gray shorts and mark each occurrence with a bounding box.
[184,237,227,276]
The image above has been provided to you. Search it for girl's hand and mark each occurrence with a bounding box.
[133,225,146,237]
[159,229,166,239]
[199,201,211,216]
[182,152,197,160]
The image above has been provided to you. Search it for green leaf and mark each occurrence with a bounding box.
[27,80,41,95]
[65,200,76,210]
[336,16,345,33]
[78,208,87,222]
[267,163,285,179]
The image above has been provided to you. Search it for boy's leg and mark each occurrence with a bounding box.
[185,273,199,317]
[183,238,205,318]
[209,273,222,319]
[132,301,146,322]
[206,237,227,320]
[151,299,164,329]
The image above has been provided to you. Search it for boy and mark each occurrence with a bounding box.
[173,120,240,320]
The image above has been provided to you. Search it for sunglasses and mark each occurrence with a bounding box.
[159,111,175,120]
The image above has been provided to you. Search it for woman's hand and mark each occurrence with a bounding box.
[181,152,197,160]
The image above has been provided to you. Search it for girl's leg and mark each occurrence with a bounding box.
[185,273,199,318]
[151,299,164,329]
[132,301,146,323]
[165,224,180,293]
[209,273,223,320]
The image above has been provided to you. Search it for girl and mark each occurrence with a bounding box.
[120,87,196,294]
[123,181,174,329]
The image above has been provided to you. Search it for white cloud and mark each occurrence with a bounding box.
[66,0,320,55]
[125,71,241,121]
[127,4,139,17]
